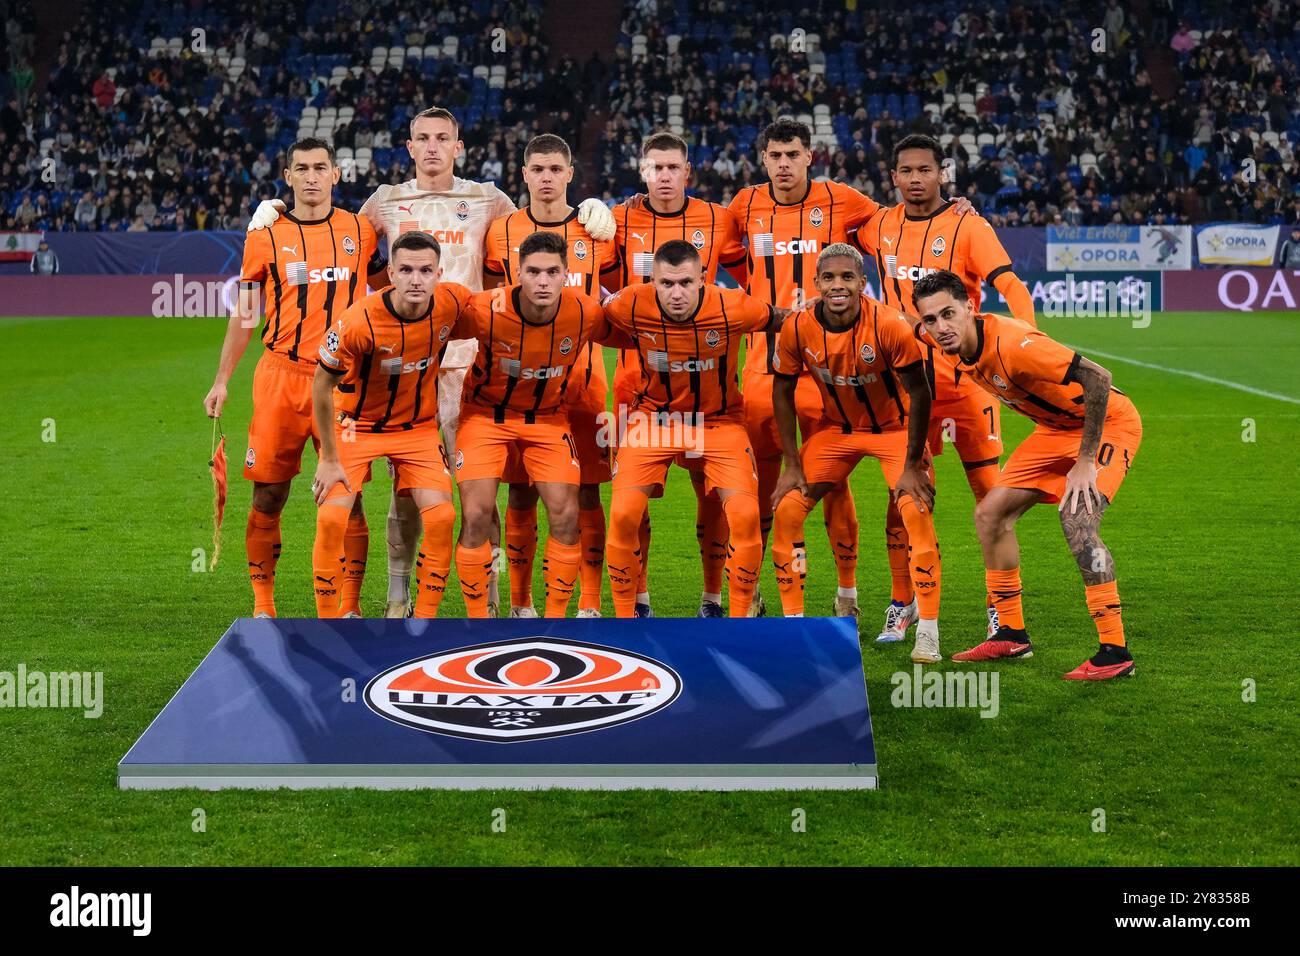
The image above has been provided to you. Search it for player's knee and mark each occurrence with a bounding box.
[545,496,580,540]
[459,501,494,545]
[973,497,1010,541]
[253,482,290,514]
[609,496,646,542]
[722,493,760,545]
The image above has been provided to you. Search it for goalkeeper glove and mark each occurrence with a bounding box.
[576,197,616,242]
[248,199,287,231]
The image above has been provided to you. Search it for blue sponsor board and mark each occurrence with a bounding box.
[119,617,877,790]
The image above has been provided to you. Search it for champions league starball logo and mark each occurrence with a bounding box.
[364,638,682,741]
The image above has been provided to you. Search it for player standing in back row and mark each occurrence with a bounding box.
[248,107,617,617]
[912,271,1142,680]
[849,133,1034,645]
[205,137,378,618]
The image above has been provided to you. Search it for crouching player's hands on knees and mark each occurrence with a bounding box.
[895,461,935,514]
[311,459,350,506]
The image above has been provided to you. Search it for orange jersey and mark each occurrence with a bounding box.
[483,207,620,296]
[241,208,378,364]
[609,195,746,289]
[318,283,473,432]
[773,295,921,433]
[729,180,880,378]
[603,283,774,419]
[461,285,616,419]
[851,201,1018,400]
[932,312,1138,431]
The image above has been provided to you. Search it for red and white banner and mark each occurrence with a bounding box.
[0,231,44,261]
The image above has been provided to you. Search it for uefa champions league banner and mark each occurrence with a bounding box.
[1046,226,1192,271]
[119,617,878,791]
[1195,223,1282,266]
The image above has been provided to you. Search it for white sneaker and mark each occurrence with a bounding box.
[876,598,918,643]
[987,604,1000,638]
[253,611,273,619]
[576,608,601,618]
[510,605,539,618]
[384,600,412,619]
[911,622,942,664]
[342,611,361,619]
[747,589,766,617]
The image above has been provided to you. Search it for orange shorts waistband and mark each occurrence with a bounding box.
[259,348,318,377]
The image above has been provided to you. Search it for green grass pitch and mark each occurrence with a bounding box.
[1,310,1296,865]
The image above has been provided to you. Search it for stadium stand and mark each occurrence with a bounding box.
[1,0,1296,232]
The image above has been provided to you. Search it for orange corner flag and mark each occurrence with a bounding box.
[209,417,227,571]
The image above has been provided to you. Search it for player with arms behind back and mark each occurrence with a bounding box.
[912,270,1142,680]
[311,232,470,618]
[850,133,1034,645]
[204,137,377,618]
[483,134,620,618]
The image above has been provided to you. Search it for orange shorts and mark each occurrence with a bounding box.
[503,405,612,485]
[800,424,922,493]
[456,408,581,485]
[998,408,1142,505]
[323,418,451,501]
[244,350,320,483]
[928,391,1003,467]
[744,372,829,461]
[613,414,757,495]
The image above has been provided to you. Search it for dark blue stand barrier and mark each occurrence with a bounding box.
[119,617,877,790]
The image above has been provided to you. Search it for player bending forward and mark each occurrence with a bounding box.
[769,244,942,663]
[912,271,1142,680]
[311,232,468,618]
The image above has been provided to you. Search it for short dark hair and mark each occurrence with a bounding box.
[911,270,968,309]
[758,118,811,152]
[390,231,442,261]
[410,106,459,136]
[653,239,701,268]
[524,133,572,164]
[893,133,944,168]
[641,131,689,159]
[518,230,568,265]
[286,137,335,166]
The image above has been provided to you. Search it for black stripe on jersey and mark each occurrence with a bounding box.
[718,306,733,415]
[503,215,515,285]
[993,338,1079,421]
[888,213,905,309]
[288,220,309,362]
[321,215,339,330]
[874,301,908,425]
[1063,351,1082,384]
[655,296,674,413]
[817,317,857,434]
[373,312,406,432]
[345,213,362,308]
[351,306,377,422]
[986,263,1013,285]
[409,288,437,427]
[265,232,283,347]
[947,214,965,271]
[473,301,496,405]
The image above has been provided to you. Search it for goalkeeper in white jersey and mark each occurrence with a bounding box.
[248,106,615,616]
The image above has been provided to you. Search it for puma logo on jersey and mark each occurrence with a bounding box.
[804,347,823,362]
[397,204,413,214]
[639,331,659,344]
[631,231,648,247]
[1020,337,1033,348]
[281,245,299,256]
[378,343,396,354]
[493,340,516,353]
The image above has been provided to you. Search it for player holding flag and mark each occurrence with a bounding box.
[205,137,378,618]
[848,133,1034,645]
[911,271,1142,680]
[249,107,616,617]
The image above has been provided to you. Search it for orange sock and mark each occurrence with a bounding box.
[311,504,349,618]
[339,509,368,616]
[823,481,859,589]
[543,538,581,617]
[246,509,281,616]
[757,456,780,555]
[455,541,495,617]
[608,490,648,617]
[1085,580,1126,647]
[772,490,815,616]
[968,464,998,607]
[414,502,455,618]
[636,509,651,594]
[884,496,913,604]
[985,567,1025,630]
[696,491,728,596]
[505,505,538,609]
[578,505,606,611]
[897,495,940,619]
[722,492,761,617]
